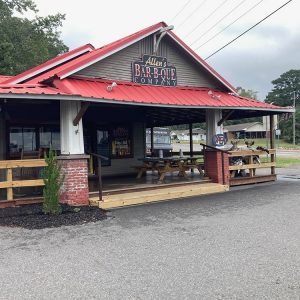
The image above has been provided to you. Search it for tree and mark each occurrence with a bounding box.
[266,70,300,106]
[42,149,62,215]
[266,69,300,144]
[236,86,258,100]
[0,0,68,75]
[225,87,261,126]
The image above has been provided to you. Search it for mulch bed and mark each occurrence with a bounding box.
[0,204,107,230]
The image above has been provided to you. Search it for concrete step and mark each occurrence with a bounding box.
[90,182,229,209]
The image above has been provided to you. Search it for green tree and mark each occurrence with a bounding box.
[236,86,258,100]
[225,87,261,125]
[266,70,300,144]
[266,70,300,106]
[42,149,62,215]
[0,0,68,75]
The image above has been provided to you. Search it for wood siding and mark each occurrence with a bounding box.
[76,35,225,90]
[102,122,145,176]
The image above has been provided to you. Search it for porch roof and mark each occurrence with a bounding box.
[52,77,292,113]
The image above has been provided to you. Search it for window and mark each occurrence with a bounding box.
[9,127,36,157]
[9,125,60,158]
[39,126,60,150]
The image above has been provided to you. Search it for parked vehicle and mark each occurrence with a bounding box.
[146,127,172,156]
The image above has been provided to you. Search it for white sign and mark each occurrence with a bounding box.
[275,129,281,136]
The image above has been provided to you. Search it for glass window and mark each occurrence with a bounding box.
[9,127,36,157]
[39,126,60,150]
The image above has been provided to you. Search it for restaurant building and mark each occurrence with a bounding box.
[0,22,294,208]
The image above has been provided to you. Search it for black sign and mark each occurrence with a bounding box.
[132,54,177,87]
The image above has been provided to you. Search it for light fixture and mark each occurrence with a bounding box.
[106,82,117,92]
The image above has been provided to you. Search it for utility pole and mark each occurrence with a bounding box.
[293,91,296,145]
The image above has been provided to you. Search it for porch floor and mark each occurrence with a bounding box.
[89,170,206,193]
[89,171,229,209]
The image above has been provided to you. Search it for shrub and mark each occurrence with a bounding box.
[42,149,62,215]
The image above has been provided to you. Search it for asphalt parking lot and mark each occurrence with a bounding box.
[0,172,299,299]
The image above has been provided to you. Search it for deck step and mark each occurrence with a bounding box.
[90,182,229,209]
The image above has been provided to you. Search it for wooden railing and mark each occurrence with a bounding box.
[228,149,276,185]
[0,159,47,201]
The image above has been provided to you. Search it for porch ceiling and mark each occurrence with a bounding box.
[84,102,281,127]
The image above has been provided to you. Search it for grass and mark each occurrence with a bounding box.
[260,156,300,168]
[275,157,300,168]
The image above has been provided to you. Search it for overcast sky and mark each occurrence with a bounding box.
[34,0,300,100]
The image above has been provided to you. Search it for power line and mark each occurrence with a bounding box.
[195,0,264,50]
[190,0,247,46]
[204,0,293,60]
[184,0,230,39]
[177,0,207,30]
[170,0,193,23]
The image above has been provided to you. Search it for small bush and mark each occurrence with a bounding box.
[42,149,62,215]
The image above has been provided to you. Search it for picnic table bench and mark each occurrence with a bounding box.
[134,156,204,182]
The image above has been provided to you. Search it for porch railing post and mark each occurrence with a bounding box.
[97,157,103,202]
[6,168,13,201]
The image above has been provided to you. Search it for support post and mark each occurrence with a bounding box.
[270,114,275,175]
[206,109,223,147]
[189,123,193,156]
[58,100,89,206]
[150,127,154,156]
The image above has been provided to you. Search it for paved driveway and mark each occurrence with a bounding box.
[0,177,299,299]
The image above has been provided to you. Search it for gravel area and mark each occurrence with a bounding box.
[0,174,299,299]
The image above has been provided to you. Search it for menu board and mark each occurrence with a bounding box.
[111,126,132,158]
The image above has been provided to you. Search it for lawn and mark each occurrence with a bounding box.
[275,157,300,168]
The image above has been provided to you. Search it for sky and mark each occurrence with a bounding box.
[33,0,300,100]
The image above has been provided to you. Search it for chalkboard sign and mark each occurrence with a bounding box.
[132,54,177,87]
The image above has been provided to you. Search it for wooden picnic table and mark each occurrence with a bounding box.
[135,156,204,182]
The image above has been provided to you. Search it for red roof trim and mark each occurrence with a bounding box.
[0,75,12,83]
[3,44,95,84]
[56,22,166,79]
[24,22,166,84]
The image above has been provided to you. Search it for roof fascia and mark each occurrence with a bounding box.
[59,27,164,79]
[0,93,294,113]
[166,31,237,93]
[7,45,94,84]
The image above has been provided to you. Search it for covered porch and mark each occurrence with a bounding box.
[0,89,293,208]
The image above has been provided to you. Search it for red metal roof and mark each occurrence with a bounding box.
[53,77,285,110]
[3,44,94,84]
[26,22,166,84]
[0,75,12,83]
[0,83,65,95]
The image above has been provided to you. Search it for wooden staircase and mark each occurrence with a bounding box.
[89,181,229,209]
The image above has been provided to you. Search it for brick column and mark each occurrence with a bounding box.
[204,150,229,185]
[57,155,90,206]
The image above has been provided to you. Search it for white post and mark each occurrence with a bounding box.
[60,100,85,155]
[206,109,223,146]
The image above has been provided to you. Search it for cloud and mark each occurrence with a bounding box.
[207,29,300,100]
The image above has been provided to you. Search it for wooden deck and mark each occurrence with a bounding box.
[90,181,229,209]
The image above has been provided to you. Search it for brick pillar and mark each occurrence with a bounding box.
[57,155,90,206]
[204,150,229,185]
